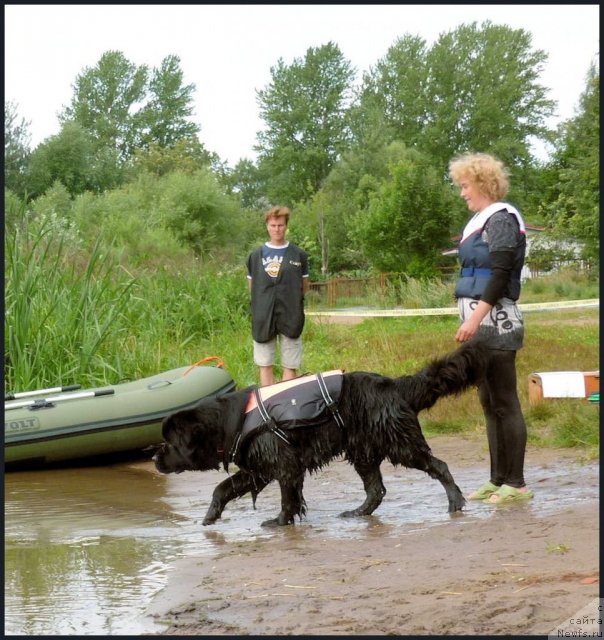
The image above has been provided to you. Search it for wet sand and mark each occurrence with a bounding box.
[144,436,599,635]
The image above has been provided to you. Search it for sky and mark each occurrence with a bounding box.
[4,4,600,166]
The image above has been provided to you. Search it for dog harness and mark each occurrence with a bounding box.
[228,370,344,462]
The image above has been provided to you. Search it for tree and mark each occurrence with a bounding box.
[295,140,413,275]
[130,138,214,178]
[355,35,429,149]
[26,122,98,197]
[27,121,125,198]
[354,21,555,182]
[52,51,205,193]
[423,22,555,172]
[255,42,355,204]
[542,63,599,263]
[351,149,457,276]
[220,158,270,211]
[60,50,148,160]
[137,54,200,149]
[158,169,241,257]
[4,101,32,196]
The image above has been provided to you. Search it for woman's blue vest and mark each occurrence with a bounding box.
[454,208,526,301]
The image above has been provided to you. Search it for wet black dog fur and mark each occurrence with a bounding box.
[153,340,489,527]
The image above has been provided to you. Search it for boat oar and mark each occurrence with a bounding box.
[5,388,115,411]
[5,384,82,401]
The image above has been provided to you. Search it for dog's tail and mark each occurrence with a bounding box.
[401,339,490,412]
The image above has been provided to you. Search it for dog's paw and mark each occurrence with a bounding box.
[202,510,221,526]
[202,498,224,525]
[448,501,465,515]
[339,508,365,518]
[260,517,280,527]
[261,514,295,527]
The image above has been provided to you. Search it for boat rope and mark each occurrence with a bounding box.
[182,356,225,376]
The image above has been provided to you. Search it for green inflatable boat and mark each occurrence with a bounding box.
[4,359,235,470]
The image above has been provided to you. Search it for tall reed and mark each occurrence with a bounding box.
[5,217,252,391]
[5,216,135,391]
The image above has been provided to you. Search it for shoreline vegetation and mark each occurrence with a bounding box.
[5,220,599,457]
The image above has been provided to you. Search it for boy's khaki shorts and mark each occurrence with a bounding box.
[253,335,302,369]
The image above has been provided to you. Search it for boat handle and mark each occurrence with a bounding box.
[5,384,81,401]
[147,380,172,390]
[4,388,115,411]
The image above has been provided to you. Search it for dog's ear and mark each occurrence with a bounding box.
[216,388,251,424]
[162,409,201,441]
[161,413,175,439]
[183,406,224,469]
[187,406,224,448]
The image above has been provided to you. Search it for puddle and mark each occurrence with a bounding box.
[4,456,599,635]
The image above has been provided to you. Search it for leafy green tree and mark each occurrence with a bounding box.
[26,121,124,197]
[137,54,200,149]
[352,149,457,276]
[157,169,242,257]
[355,35,429,149]
[288,191,333,277]
[354,21,555,184]
[423,21,555,172]
[26,122,98,197]
[541,63,599,263]
[130,138,214,177]
[220,158,269,211]
[255,42,355,204]
[297,140,413,274]
[4,101,32,197]
[54,51,205,193]
[60,50,148,160]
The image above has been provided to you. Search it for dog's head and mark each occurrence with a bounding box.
[153,402,224,475]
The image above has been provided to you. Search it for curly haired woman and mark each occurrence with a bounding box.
[449,152,533,505]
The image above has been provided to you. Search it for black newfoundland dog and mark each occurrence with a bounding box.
[154,341,489,527]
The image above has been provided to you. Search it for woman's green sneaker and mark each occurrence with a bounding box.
[468,480,500,500]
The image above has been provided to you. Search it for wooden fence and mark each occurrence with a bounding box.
[308,274,392,307]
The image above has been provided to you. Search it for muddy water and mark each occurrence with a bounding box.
[4,455,599,636]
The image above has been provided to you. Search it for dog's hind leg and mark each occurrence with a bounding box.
[419,454,465,513]
[387,413,465,514]
[203,471,270,525]
[262,473,306,527]
[340,461,386,517]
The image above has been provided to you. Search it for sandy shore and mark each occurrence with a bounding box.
[144,436,599,635]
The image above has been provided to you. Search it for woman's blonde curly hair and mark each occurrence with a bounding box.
[448,152,510,201]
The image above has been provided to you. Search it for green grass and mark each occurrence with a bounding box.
[301,310,599,457]
[522,267,600,302]
[306,268,599,310]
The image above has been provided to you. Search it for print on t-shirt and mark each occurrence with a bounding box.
[262,243,289,279]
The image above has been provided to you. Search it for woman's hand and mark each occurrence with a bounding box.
[455,318,480,342]
[456,300,493,342]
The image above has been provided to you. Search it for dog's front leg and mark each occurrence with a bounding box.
[261,474,306,527]
[422,454,466,513]
[340,461,386,517]
[203,471,269,525]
